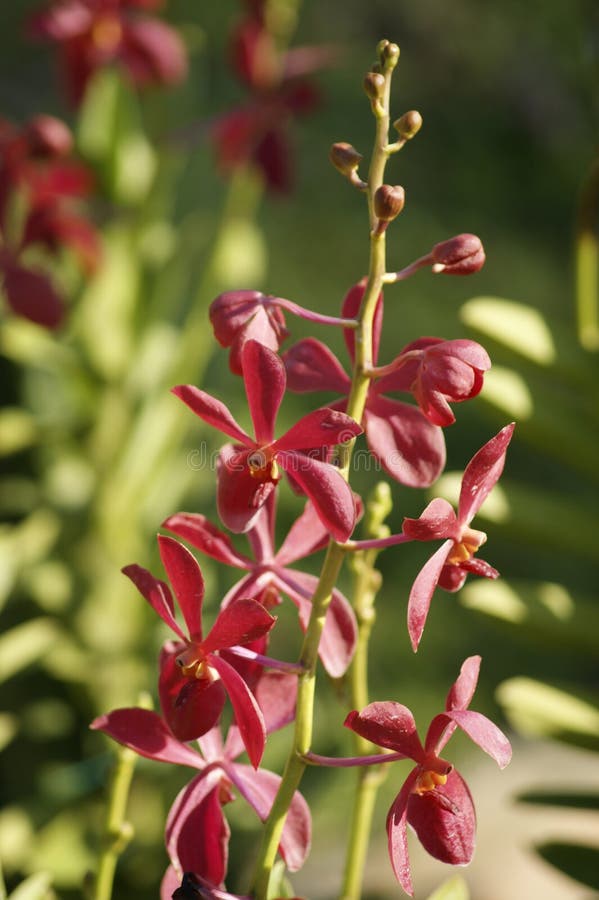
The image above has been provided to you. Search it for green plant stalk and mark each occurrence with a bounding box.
[575,155,599,351]
[251,44,399,899]
[92,741,137,900]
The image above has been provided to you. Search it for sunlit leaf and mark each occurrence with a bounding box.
[426,875,470,900]
[0,409,37,456]
[535,842,599,890]
[0,619,61,684]
[518,790,599,811]
[497,678,599,751]
[7,872,53,900]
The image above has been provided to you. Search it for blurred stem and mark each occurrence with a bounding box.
[575,154,599,351]
[0,860,6,900]
[92,741,137,900]
[251,42,399,900]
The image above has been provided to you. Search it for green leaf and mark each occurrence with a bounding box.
[0,618,61,684]
[212,217,267,288]
[7,872,53,900]
[535,842,599,890]
[0,713,17,751]
[426,875,470,900]
[496,678,599,751]
[266,861,295,899]
[517,790,599,811]
[0,409,37,456]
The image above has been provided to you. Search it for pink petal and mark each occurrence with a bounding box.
[157,536,204,640]
[342,279,384,364]
[210,291,266,346]
[217,445,275,534]
[166,774,229,887]
[407,540,453,652]
[197,726,225,762]
[225,671,298,760]
[160,867,180,900]
[278,451,356,542]
[228,763,311,872]
[402,498,458,542]
[437,564,469,593]
[386,769,419,895]
[172,385,251,445]
[91,707,204,768]
[202,598,276,654]
[241,339,285,444]
[460,556,500,580]
[275,502,330,565]
[229,304,289,375]
[2,262,64,329]
[283,338,350,394]
[163,512,251,569]
[365,396,446,488]
[122,563,186,642]
[121,18,188,87]
[458,423,515,526]
[407,769,476,865]
[446,709,512,768]
[431,338,491,372]
[210,654,266,768]
[447,655,481,712]
[344,702,424,759]
[275,407,361,452]
[27,2,92,40]
[158,645,226,742]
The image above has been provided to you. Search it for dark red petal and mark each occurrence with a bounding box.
[342,279,384,364]
[283,338,350,394]
[402,498,458,542]
[458,423,515,526]
[228,764,311,871]
[163,512,251,569]
[407,540,453,652]
[201,598,276,654]
[386,769,420,895]
[2,262,64,329]
[365,396,446,488]
[344,702,424,759]
[407,769,476,865]
[217,445,273,534]
[275,501,330,565]
[166,775,229,887]
[209,290,265,346]
[437,564,469,592]
[91,707,204,768]
[254,127,293,194]
[158,536,204,640]
[229,304,288,375]
[241,339,285,444]
[210,654,266,768]
[121,18,188,87]
[445,709,512,768]
[447,655,481,712]
[159,646,226,742]
[122,563,186,641]
[275,407,361,452]
[172,385,251,445]
[278,452,356,542]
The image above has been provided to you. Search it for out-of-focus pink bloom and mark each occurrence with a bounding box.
[344,656,511,895]
[92,672,311,896]
[402,423,515,650]
[28,0,188,105]
[173,339,361,541]
[122,534,277,765]
[164,497,357,678]
[374,337,491,426]
[0,115,99,327]
[209,290,289,375]
[283,281,446,488]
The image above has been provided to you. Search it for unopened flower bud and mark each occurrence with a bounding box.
[364,72,385,101]
[393,110,423,140]
[374,184,405,222]
[377,40,400,69]
[330,142,363,177]
[431,233,485,275]
[24,115,73,158]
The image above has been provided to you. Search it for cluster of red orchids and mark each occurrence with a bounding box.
[93,228,514,895]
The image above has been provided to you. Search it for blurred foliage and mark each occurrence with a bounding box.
[0,0,597,898]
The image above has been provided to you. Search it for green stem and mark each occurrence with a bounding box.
[575,155,599,351]
[251,43,399,899]
[92,741,137,900]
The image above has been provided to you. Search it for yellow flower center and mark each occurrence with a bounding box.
[413,769,448,795]
[446,526,487,565]
[92,15,123,54]
[247,448,280,482]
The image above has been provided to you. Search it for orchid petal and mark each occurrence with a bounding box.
[407,540,453,652]
[283,338,350,394]
[275,502,329,565]
[210,654,266,768]
[2,262,64,329]
[121,17,188,87]
[225,671,298,760]
[163,513,251,569]
[202,598,276,655]
[446,709,512,768]
[458,423,515,526]
[447,655,481,710]
[172,385,251,445]
[91,708,204,769]
[386,768,419,895]
[344,702,424,759]
[165,773,229,887]
[342,280,384,364]
[275,407,361,452]
[217,445,274,534]
[278,451,356,542]
[241,339,286,444]
[407,769,476,865]
[122,563,186,642]
[402,498,458,542]
[157,536,204,640]
[158,645,226,742]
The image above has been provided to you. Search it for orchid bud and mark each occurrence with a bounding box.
[364,72,385,101]
[377,39,400,70]
[374,184,405,222]
[431,233,485,275]
[329,142,363,177]
[393,110,423,141]
[24,115,73,158]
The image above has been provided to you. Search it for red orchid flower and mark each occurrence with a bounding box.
[173,339,361,541]
[209,290,289,375]
[344,656,512,896]
[28,0,188,106]
[283,280,446,488]
[91,672,311,896]
[164,496,357,678]
[402,423,515,650]
[123,534,277,765]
